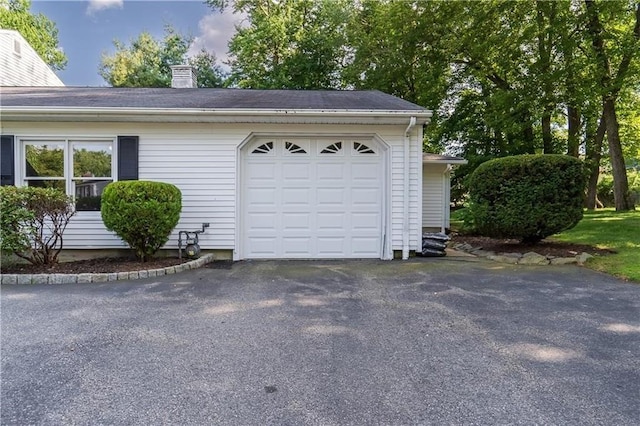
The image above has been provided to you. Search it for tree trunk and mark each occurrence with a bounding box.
[566,105,580,157]
[585,113,606,210]
[542,113,553,153]
[584,0,638,211]
[602,97,634,210]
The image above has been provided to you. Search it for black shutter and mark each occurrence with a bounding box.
[117,136,139,181]
[1,135,15,186]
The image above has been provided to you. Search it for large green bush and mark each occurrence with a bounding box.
[0,186,75,264]
[101,181,182,261]
[467,154,587,244]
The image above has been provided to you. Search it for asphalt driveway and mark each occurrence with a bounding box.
[2,258,639,425]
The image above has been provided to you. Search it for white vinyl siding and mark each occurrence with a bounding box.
[422,163,449,230]
[3,122,423,256]
[0,30,64,87]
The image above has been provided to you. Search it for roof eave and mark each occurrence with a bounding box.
[0,107,433,125]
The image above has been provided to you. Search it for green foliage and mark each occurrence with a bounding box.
[0,0,67,70]
[0,186,75,264]
[101,181,182,261]
[99,26,225,88]
[468,155,587,243]
[597,170,640,207]
[223,0,351,89]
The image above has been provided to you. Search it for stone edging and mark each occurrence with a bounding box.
[451,243,593,266]
[1,253,215,285]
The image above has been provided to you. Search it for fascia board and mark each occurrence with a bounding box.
[0,107,432,125]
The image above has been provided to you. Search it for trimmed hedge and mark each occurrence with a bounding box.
[467,154,586,243]
[101,181,182,261]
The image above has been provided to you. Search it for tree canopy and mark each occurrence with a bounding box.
[0,0,67,70]
[99,27,225,88]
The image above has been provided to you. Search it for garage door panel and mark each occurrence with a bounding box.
[282,213,310,230]
[317,187,346,207]
[317,237,346,256]
[317,162,345,180]
[351,163,380,180]
[246,237,278,256]
[351,237,380,255]
[282,163,311,180]
[352,212,380,230]
[243,138,382,259]
[282,237,312,256]
[247,188,277,205]
[248,163,277,180]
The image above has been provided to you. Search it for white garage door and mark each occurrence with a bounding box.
[242,138,384,259]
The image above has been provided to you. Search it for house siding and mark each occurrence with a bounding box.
[422,163,449,230]
[3,121,423,255]
[0,30,64,87]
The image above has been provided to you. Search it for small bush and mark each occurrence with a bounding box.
[101,181,182,261]
[467,154,587,244]
[0,186,75,264]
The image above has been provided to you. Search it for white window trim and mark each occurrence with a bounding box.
[17,136,118,217]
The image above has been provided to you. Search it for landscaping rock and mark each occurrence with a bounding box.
[577,252,594,265]
[487,254,519,264]
[92,273,109,283]
[17,275,32,285]
[117,272,129,280]
[2,274,17,285]
[49,274,68,284]
[518,252,549,265]
[77,273,92,283]
[550,257,578,265]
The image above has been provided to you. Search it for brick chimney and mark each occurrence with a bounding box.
[170,65,197,88]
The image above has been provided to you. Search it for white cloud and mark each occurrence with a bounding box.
[86,0,124,16]
[187,9,246,68]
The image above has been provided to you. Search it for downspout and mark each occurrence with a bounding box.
[403,116,417,260]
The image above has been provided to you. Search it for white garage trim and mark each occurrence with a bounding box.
[236,133,391,260]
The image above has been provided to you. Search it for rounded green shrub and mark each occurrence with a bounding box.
[467,154,587,244]
[101,181,182,261]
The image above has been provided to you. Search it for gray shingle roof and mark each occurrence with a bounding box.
[0,87,428,111]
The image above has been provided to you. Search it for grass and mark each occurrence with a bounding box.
[551,209,640,282]
[450,207,640,282]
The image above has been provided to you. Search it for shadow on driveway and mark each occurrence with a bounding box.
[2,259,639,425]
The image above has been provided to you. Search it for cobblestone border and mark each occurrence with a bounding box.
[1,253,215,285]
[450,243,593,266]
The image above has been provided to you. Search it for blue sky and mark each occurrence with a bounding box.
[31,0,242,86]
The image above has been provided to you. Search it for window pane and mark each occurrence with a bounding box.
[25,143,64,177]
[26,180,65,191]
[75,179,111,211]
[73,142,112,178]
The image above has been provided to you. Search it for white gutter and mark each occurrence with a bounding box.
[403,116,417,260]
[0,106,433,124]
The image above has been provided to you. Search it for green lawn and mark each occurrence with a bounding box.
[551,209,640,282]
[450,208,640,282]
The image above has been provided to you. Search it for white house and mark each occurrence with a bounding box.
[0,29,64,87]
[0,70,463,260]
[422,154,468,233]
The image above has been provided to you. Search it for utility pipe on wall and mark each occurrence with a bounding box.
[403,116,417,260]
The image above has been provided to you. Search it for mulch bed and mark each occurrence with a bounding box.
[1,256,190,275]
[451,234,615,258]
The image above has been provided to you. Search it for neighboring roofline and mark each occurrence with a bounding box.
[422,155,467,165]
[0,106,433,125]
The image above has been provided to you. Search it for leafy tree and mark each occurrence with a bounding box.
[210,0,351,89]
[99,26,225,88]
[0,0,67,70]
[583,0,639,211]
